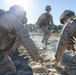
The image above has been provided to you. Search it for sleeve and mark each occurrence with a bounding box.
[49,14,54,25]
[55,24,70,63]
[14,20,40,61]
[37,14,45,25]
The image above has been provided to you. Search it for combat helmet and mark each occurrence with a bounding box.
[9,5,26,23]
[10,5,23,12]
[60,10,75,24]
[45,5,51,11]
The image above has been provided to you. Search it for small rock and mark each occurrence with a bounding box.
[32,64,43,69]
[48,68,57,72]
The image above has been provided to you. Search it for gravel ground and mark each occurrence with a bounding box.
[17,33,70,75]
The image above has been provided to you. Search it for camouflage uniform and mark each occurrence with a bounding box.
[0,53,16,75]
[0,5,40,75]
[55,19,76,62]
[10,11,28,54]
[54,10,76,75]
[37,13,54,45]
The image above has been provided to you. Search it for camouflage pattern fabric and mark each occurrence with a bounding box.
[0,10,41,74]
[37,13,54,27]
[40,25,51,44]
[65,55,76,75]
[55,19,76,63]
[0,12,40,61]
[40,13,54,26]
[67,35,75,53]
[0,52,16,75]
[55,18,76,74]
[37,13,54,44]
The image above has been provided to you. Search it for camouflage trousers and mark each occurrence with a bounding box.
[0,52,16,75]
[65,55,76,75]
[40,25,51,44]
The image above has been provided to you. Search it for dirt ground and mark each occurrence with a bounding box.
[18,33,73,75]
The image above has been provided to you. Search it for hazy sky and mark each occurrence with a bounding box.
[0,0,76,25]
